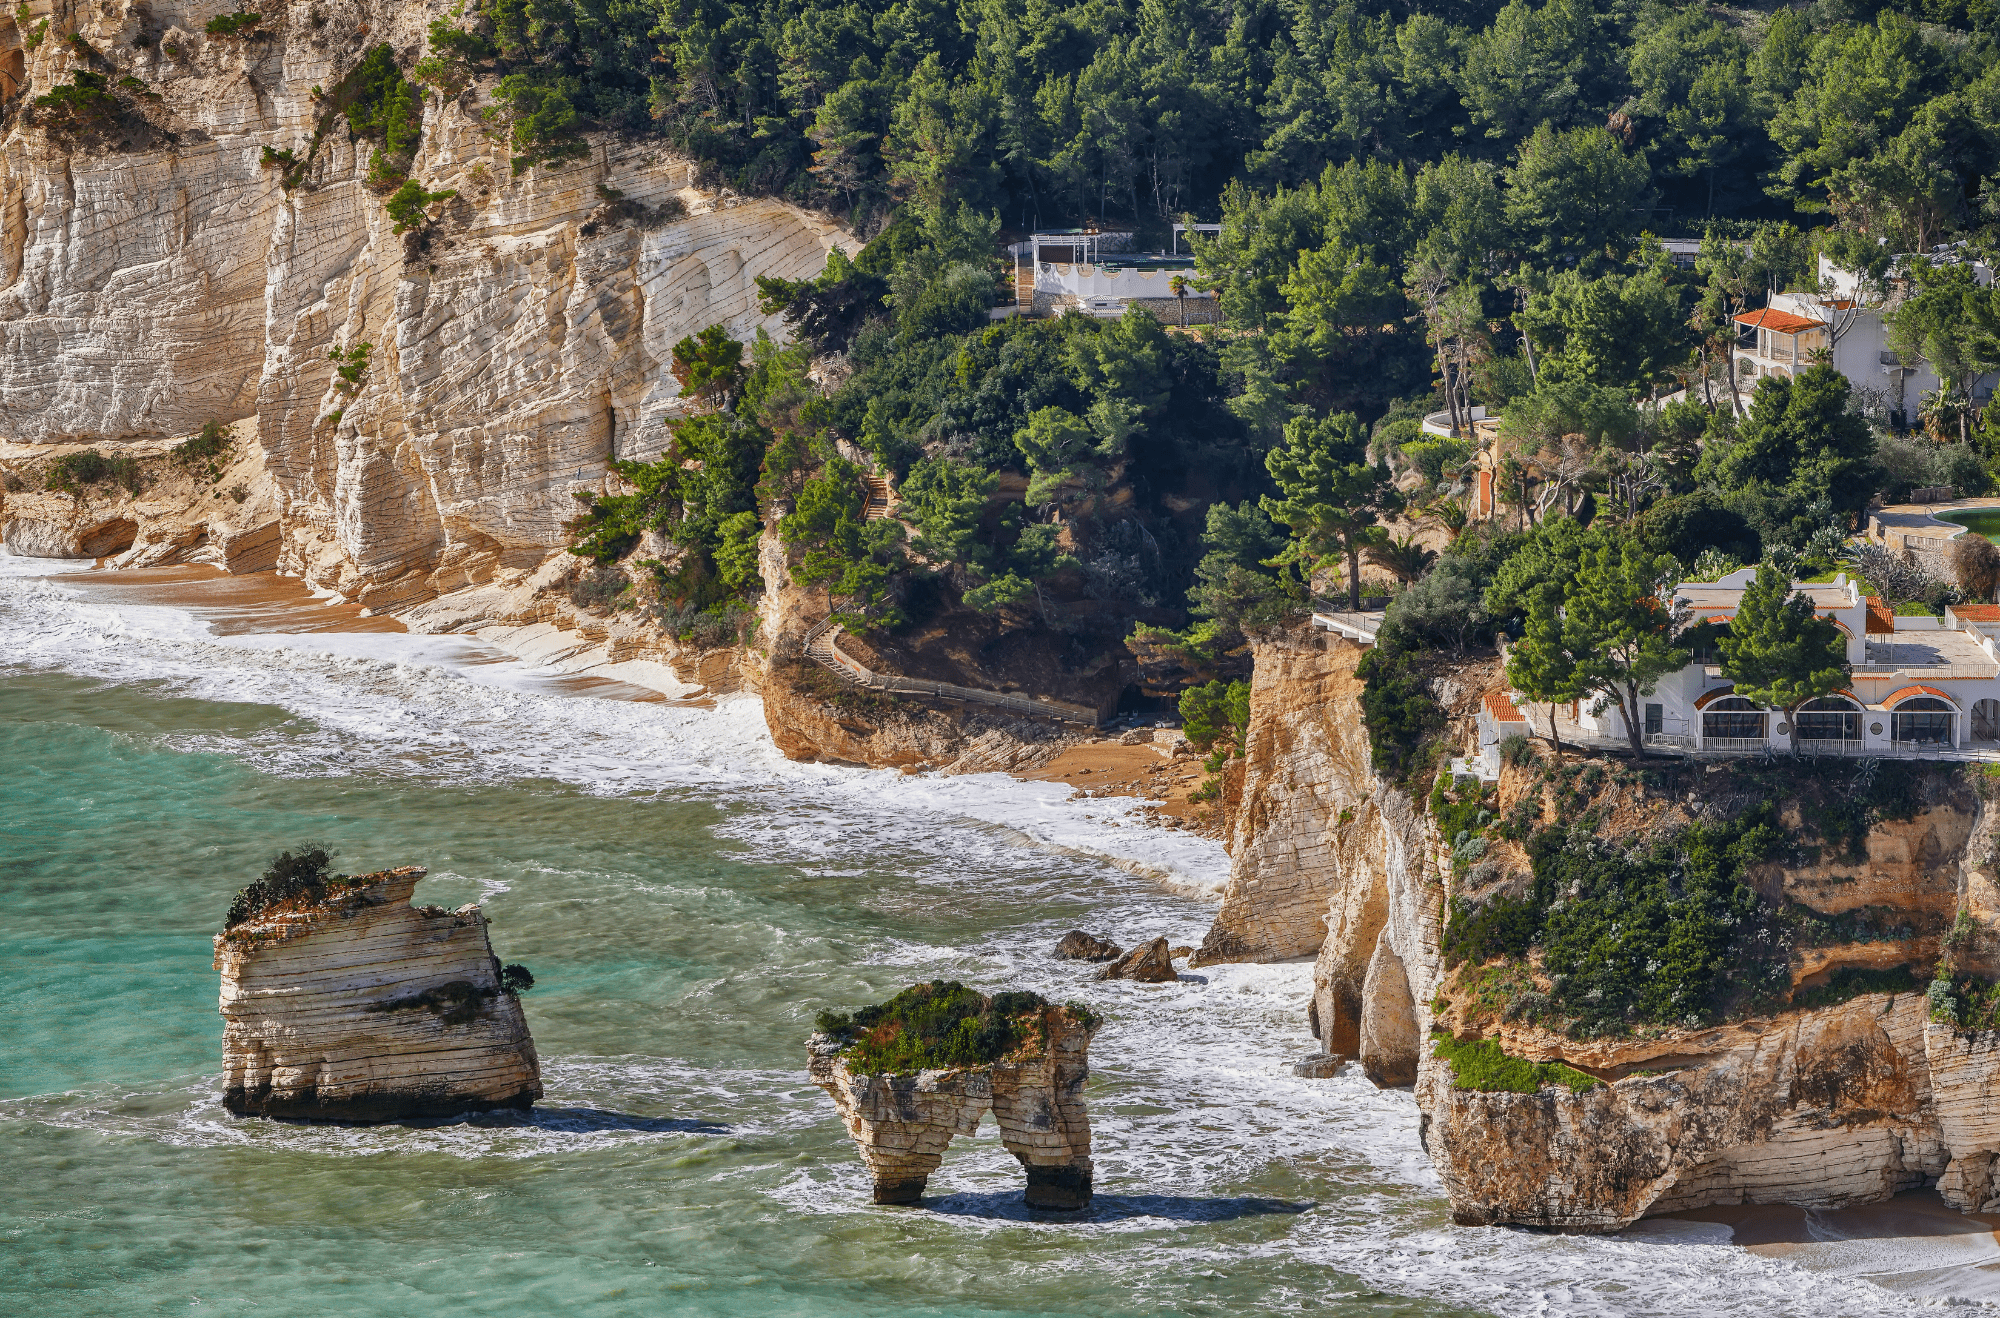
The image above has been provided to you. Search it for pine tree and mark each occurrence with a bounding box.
[1718,560,1849,752]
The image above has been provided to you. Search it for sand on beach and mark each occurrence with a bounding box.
[1012,738,1222,833]
[1660,1191,2000,1300]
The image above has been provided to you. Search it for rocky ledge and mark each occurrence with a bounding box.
[807,983,1099,1208]
[214,865,541,1121]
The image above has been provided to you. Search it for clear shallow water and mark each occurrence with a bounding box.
[0,554,1971,1316]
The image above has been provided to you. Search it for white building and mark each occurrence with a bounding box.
[1012,229,1218,322]
[1734,251,1998,423]
[1485,568,2000,762]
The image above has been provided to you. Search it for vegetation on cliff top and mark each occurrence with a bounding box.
[814,980,1095,1075]
[223,844,360,928]
[1431,1033,1600,1095]
[1440,759,1945,1037]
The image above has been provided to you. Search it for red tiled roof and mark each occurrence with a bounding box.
[1953,604,2000,621]
[1865,598,1897,634]
[1734,307,1823,335]
[1883,685,1957,708]
[1484,690,1527,722]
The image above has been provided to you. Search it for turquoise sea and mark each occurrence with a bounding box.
[0,554,1978,1316]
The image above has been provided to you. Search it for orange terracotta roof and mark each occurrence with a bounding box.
[1484,690,1527,722]
[1705,613,1734,624]
[1953,604,2000,621]
[1865,598,1897,634]
[1883,685,1957,708]
[1694,686,1740,709]
[1734,307,1823,334]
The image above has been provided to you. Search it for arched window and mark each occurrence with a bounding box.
[1795,695,1861,743]
[1892,695,1955,747]
[1702,696,1767,743]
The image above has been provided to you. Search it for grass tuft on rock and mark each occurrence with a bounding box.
[815,980,1087,1075]
[1432,1032,1600,1095]
[223,843,360,928]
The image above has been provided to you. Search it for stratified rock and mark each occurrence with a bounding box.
[1420,995,1945,1232]
[1098,936,1178,983]
[1054,931,1123,962]
[1358,932,1419,1086]
[808,992,1100,1208]
[214,867,541,1121]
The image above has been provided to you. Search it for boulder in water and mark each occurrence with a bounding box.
[214,863,542,1121]
[1097,936,1178,983]
[1053,930,1122,962]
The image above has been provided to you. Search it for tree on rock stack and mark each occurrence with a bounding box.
[807,982,1100,1209]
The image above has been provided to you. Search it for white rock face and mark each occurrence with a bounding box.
[214,865,541,1121]
[0,0,853,606]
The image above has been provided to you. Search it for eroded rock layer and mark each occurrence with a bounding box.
[214,866,541,1121]
[0,0,851,613]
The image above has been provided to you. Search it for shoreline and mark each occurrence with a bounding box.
[42,559,1226,834]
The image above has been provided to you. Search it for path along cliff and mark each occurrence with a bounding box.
[1193,623,2000,1231]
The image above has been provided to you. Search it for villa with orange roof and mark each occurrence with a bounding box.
[1482,567,2000,764]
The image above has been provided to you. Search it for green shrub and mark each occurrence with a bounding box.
[44,449,143,496]
[204,11,262,36]
[815,981,1084,1076]
[327,342,371,394]
[171,419,231,470]
[1442,893,1540,967]
[1498,734,1536,767]
[223,844,355,928]
[18,3,48,51]
[384,180,457,233]
[499,963,535,994]
[1431,1033,1599,1094]
[1356,643,1445,785]
[33,71,118,132]
[569,564,628,612]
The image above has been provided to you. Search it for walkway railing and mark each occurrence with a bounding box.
[800,621,1103,727]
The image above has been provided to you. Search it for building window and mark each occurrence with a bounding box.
[1644,704,1663,736]
[1795,696,1860,741]
[1892,696,1954,746]
[1702,696,1767,741]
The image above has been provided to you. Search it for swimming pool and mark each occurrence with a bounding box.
[1937,508,2000,543]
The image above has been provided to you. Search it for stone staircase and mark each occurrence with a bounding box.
[800,620,1101,726]
[862,475,895,520]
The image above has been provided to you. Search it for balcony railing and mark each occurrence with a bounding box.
[1699,736,1771,753]
[1797,738,1867,756]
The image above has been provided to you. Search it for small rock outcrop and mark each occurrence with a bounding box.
[1097,937,1178,983]
[808,983,1100,1208]
[214,866,541,1121]
[1054,931,1123,962]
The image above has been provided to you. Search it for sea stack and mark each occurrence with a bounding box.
[808,982,1100,1208]
[214,865,541,1121]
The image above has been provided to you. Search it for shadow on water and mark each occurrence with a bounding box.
[467,1106,733,1136]
[273,1106,734,1135]
[923,1191,1314,1224]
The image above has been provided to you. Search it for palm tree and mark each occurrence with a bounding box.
[1364,534,1438,584]
[1169,273,1190,327]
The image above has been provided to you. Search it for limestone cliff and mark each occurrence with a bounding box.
[0,0,850,614]
[1198,624,2000,1232]
[214,865,541,1121]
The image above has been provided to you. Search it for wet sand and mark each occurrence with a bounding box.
[49,564,675,703]
[1013,737,1220,832]
[51,564,405,635]
[1659,1191,2000,1300]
